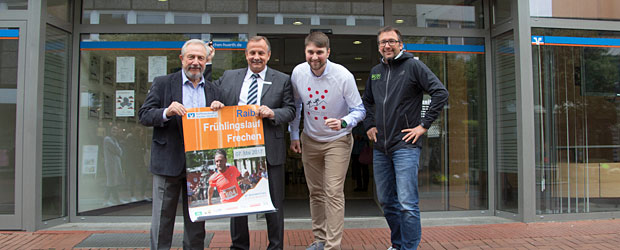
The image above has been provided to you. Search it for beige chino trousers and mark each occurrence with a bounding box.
[301,132,353,250]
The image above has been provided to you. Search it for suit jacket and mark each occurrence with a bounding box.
[214,68,295,166]
[203,64,212,82]
[139,69,219,176]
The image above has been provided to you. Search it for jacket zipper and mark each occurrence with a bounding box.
[383,64,391,152]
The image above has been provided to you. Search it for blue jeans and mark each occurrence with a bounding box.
[373,148,421,250]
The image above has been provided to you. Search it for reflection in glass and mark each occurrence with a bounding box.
[530,0,620,21]
[533,29,620,214]
[257,0,383,26]
[42,25,71,220]
[82,0,248,25]
[403,36,488,211]
[0,0,27,10]
[78,33,247,216]
[393,0,484,29]
[493,31,518,213]
[492,0,511,24]
[47,0,71,22]
[0,29,18,215]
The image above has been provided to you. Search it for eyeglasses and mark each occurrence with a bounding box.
[379,39,400,47]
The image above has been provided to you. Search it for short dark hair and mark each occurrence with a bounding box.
[305,31,330,49]
[214,149,227,159]
[247,36,271,52]
[378,26,402,42]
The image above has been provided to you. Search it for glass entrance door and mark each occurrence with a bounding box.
[0,24,24,229]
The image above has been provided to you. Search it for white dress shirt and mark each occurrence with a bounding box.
[237,67,268,106]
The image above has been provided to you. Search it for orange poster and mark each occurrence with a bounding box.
[183,106,264,151]
[182,105,275,221]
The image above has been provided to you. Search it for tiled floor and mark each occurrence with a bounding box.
[2,219,620,249]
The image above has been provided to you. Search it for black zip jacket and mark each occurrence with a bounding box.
[362,51,449,154]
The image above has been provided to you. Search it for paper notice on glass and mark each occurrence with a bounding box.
[116,56,135,83]
[182,106,275,221]
[82,145,98,174]
[115,90,135,117]
[80,92,90,107]
[148,56,167,82]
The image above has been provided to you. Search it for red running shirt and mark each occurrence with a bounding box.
[208,166,242,203]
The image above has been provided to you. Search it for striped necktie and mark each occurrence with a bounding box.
[247,73,259,105]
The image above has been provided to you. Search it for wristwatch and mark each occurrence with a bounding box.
[341,119,348,128]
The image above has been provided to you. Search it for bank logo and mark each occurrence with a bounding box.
[187,111,218,119]
[532,36,544,45]
[371,74,381,80]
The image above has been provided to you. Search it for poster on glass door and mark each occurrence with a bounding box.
[182,105,275,222]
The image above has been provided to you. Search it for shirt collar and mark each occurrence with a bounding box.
[246,66,268,81]
[181,69,205,87]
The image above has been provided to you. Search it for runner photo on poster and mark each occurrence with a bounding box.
[182,105,275,222]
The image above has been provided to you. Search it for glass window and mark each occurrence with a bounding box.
[77,33,246,215]
[403,36,488,211]
[0,0,27,10]
[533,28,620,214]
[392,0,484,29]
[257,0,383,26]
[82,0,248,25]
[530,0,620,21]
[493,31,518,213]
[42,25,71,220]
[492,0,511,25]
[0,28,19,215]
[47,0,71,22]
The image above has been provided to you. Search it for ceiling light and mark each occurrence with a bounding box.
[355,78,362,81]
[395,19,404,24]
[354,57,362,60]
[158,0,168,2]
[353,40,362,45]
[293,21,303,25]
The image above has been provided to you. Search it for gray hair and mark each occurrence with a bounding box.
[247,36,271,52]
[180,39,210,57]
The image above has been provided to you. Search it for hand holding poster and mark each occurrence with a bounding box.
[182,105,275,222]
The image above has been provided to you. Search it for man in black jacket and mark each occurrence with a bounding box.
[139,39,219,250]
[362,26,449,250]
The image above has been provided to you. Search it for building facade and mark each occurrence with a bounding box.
[0,0,619,231]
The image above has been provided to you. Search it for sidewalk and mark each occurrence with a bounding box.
[2,218,620,249]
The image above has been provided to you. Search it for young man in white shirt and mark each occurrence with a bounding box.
[289,31,365,250]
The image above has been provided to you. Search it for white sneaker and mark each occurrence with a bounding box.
[306,241,325,250]
[387,247,398,250]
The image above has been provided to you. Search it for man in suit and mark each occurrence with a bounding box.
[212,36,295,250]
[139,39,219,250]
